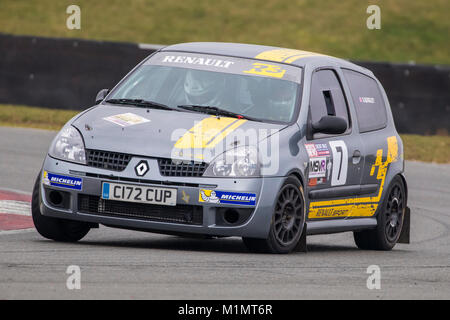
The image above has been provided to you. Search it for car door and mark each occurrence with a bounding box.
[305,68,364,220]
[341,68,393,208]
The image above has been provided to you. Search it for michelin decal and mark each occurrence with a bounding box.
[199,189,257,206]
[43,171,83,190]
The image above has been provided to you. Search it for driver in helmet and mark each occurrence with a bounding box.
[267,80,295,121]
[183,69,225,106]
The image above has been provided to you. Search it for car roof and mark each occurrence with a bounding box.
[160,42,372,75]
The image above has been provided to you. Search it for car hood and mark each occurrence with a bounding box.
[72,105,287,163]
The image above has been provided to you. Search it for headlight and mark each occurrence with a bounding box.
[49,126,86,164]
[203,146,260,177]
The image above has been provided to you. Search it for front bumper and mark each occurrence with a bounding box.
[40,155,285,238]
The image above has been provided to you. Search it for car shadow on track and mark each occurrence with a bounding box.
[306,243,360,253]
[77,236,251,254]
[39,235,361,255]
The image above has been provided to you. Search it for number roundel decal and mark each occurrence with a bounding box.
[329,140,348,186]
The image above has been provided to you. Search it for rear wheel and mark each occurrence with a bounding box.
[354,175,406,250]
[243,176,305,254]
[32,172,91,242]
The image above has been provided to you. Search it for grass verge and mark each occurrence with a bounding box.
[0,104,78,131]
[0,104,448,163]
[401,134,449,164]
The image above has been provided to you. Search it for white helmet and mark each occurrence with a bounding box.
[184,70,223,105]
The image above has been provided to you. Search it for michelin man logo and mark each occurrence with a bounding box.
[200,190,220,203]
[42,171,50,185]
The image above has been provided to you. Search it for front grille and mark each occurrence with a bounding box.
[158,158,207,177]
[78,194,203,225]
[85,149,208,176]
[86,149,132,172]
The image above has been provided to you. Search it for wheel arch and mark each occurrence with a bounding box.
[374,173,407,219]
[285,169,305,188]
[398,172,408,203]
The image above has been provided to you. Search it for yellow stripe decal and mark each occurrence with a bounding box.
[308,136,398,219]
[174,116,247,149]
[207,118,247,148]
[254,49,323,64]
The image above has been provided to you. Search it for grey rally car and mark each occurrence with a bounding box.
[32,42,410,253]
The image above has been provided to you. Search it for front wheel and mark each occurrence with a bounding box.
[243,176,305,254]
[32,172,91,242]
[353,175,406,250]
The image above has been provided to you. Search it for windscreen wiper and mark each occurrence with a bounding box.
[105,98,177,111]
[177,105,263,122]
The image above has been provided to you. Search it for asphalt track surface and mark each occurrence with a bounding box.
[0,126,449,299]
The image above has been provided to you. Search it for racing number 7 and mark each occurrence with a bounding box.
[329,140,348,186]
[335,146,343,181]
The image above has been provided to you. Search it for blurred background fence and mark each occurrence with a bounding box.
[0,33,448,135]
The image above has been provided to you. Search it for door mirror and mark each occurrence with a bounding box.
[95,89,109,104]
[312,115,347,135]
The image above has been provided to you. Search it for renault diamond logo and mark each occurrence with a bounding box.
[135,160,149,177]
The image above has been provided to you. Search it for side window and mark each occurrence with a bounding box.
[309,69,350,133]
[342,69,387,133]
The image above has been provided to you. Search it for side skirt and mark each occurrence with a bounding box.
[306,217,377,235]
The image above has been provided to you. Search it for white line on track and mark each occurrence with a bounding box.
[0,228,35,235]
[0,200,31,216]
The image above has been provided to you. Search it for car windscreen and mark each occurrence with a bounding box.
[109,52,303,123]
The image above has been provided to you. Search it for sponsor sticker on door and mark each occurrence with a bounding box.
[309,157,327,178]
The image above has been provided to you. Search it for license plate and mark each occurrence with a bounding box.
[101,182,177,206]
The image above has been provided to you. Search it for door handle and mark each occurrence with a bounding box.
[352,150,361,164]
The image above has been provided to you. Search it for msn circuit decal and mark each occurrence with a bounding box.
[199,189,256,206]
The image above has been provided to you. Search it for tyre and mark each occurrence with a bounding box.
[353,175,406,250]
[243,176,305,254]
[32,172,91,242]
